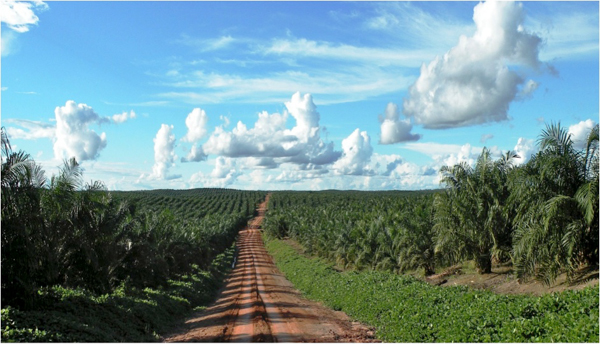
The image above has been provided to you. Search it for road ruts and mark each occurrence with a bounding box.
[163,194,377,343]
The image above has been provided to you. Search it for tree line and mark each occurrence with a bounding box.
[264,123,599,284]
[1,127,265,309]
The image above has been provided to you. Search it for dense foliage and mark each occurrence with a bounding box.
[264,190,440,275]
[1,127,266,340]
[267,239,599,342]
[2,245,235,342]
[264,123,599,284]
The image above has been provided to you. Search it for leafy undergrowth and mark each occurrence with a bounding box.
[1,244,236,342]
[266,239,599,343]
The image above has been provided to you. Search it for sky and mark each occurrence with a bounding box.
[1,0,598,191]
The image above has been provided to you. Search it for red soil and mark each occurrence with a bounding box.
[163,195,377,342]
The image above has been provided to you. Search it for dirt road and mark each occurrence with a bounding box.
[163,195,377,342]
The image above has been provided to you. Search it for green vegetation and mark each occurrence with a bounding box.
[264,190,439,274]
[1,245,235,342]
[264,123,599,285]
[266,239,599,342]
[2,122,598,341]
[1,127,266,341]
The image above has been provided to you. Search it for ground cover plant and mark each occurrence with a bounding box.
[266,239,599,342]
[1,245,236,342]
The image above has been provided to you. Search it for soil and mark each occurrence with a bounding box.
[425,263,599,296]
[162,194,378,343]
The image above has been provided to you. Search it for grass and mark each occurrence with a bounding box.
[266,238,599,342]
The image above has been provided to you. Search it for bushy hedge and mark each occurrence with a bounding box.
[266,239,599,342]
[1,244,235,342]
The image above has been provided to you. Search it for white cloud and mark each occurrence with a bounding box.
[182,144,207,163]
[365,1,475,50]
[513,137,536,165]
[243,157,278,169]
[182,108,208,142]
[261,37,432,68]
[378,102,421,144]
[404,141,491,169]
[530,8,599,61]
[403,1,543,129]
[179,108,209,163]
[332,128,373,175]
[274,169,327,183]
[211,156,238,179]
[568,119,596,150]
[202,92,341,169]
[439,143,478,168]
[53,100,108,162]
[146,124,180,180]
[189,156,240,188]
[5,101,110,162]
[4,118,55,140]
[1,30,17,56]
[517,79,539,100]
[177,34,237,52]
[159,68,414,106]
[0,0,47,33]
[480,133,494,143]
[285,92,319,142]
[112,110,137,123]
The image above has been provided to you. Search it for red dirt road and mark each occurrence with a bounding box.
[163,195,377,342]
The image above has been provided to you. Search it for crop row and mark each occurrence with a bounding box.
[112,188,265,220]
[264,124,599,285]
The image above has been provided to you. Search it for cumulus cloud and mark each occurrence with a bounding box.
[211,156,238,179]
[202,92,340,169]
[0,0,47,33]
[182,108,208,142]
[403,1,542,129]
[378,102,421,144]
[182,144,207,163]
[274,169,327,183]
[332,129,373,175]
[403,141,493,170]
[53,101,108,162]
[568,119,596,150]
[147,124,180,180]
[243,157,278,169]
[513,137,536,165]
[179,108,209,163]
[5,102,138,162]
[189,157,240,187]
[112,110,136,123]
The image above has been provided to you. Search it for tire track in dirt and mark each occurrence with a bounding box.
[163,194,377,342]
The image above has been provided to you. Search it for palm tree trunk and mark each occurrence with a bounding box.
[476,251,492,274]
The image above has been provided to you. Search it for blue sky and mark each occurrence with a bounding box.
[1,1,598,191]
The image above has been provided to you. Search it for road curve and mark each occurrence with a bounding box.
[163,194,377,342]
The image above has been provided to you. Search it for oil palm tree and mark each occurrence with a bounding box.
[510,122,599,284]
[1,128,46,307]
[434,148,515,273]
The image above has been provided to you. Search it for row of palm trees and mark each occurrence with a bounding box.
[264,123,598,284]
[437,123,598,283]
[1,128,257,309]
[264,192,438,274]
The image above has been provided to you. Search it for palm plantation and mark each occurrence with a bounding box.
[2,123,598,342]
